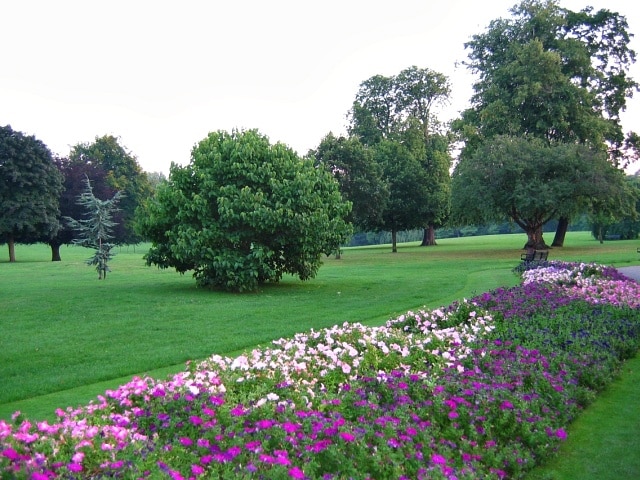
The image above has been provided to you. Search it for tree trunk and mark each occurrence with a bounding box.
[523,225,549,250]
[50,242,62,262]
[551,217,569,247]
[420,225,437,246]
[391,230,398,253]
[8,237,16,262]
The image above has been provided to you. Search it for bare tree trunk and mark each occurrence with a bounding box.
[50,242,62,262]
[420,225,437,246]
[391,230,398,253]
[524,225,549,250]
[8,237,16,262]
[551,217,569,247]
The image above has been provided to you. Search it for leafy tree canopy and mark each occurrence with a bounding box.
[70,135,152,244]
[347,66,453,248]
[139,129,352,292]
[49,158,113,261]
[0,125,63,262]
[457,0,638,165]
[451,135,628,248]
[311,133,388,232]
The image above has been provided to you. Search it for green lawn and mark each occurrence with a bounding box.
[2,231,639,478]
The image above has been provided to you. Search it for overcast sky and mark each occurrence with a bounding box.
[2,0,639,175]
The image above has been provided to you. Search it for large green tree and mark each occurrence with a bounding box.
[451,135,628,248]
[0,125,63,262]
[70,135,151,245]
[138,129,352,292]
[349,66,452,246]
[373,139,431,252]
[455,0,638,246]
[311,133,388,233]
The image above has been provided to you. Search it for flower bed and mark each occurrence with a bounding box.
[2,262,640,479]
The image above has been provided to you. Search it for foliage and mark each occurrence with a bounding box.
[69,135,152,245]
[451,135,627,248]
[457,0,638,163]
[373,139,432,251]
[0,125,63,262]
[454,0,639,246]
[589,174,640,240]
[348,66,453,247]
[311,133,388,232]
[139,129,352,292]
[65,176,123,279]
[2,261,639,478]
[48,158,114,261]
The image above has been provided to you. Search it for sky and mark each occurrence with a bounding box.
[2,0,639,175]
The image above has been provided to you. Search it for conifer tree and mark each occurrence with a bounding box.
[66,176,123,279]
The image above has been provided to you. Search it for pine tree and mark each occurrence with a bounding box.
[66,176,123,279]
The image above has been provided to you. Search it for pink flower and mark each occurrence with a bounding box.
[431,453,447,465]
[1,448,19,461]
[192,464,205,475]
[289,466,305,479]
[67,463,83,472]
[339,431,356,442]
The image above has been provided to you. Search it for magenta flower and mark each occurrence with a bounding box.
[1,448,19,460]
[192,464,205,475]
[431,453,447,465]
[230,405,247,416]
[289,466,305,479]
[339,431,356,442]
[67,462,83,472]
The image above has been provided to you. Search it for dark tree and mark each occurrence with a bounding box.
[49,159,113,261]
[456,0,638,246]
[69,135,152,245]
[451,135,628,249]
[311,133,389,233]
[349,66,452,246]
[0,125,63,262]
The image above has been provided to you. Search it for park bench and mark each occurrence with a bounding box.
[520,250,549,262]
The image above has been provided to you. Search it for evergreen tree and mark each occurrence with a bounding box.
[66,176,123,279]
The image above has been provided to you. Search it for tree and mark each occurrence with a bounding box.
[349,66,452,246]
[451,135,625,249]
[138,129,352,292]
[69,135,152,245]
[373,139,431,252]
[49,158,113,261]
[311,133,388,232]
[0,125,63,262]
[456,0,638,246]
[589,173,639,242]
[65,176,123,279]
